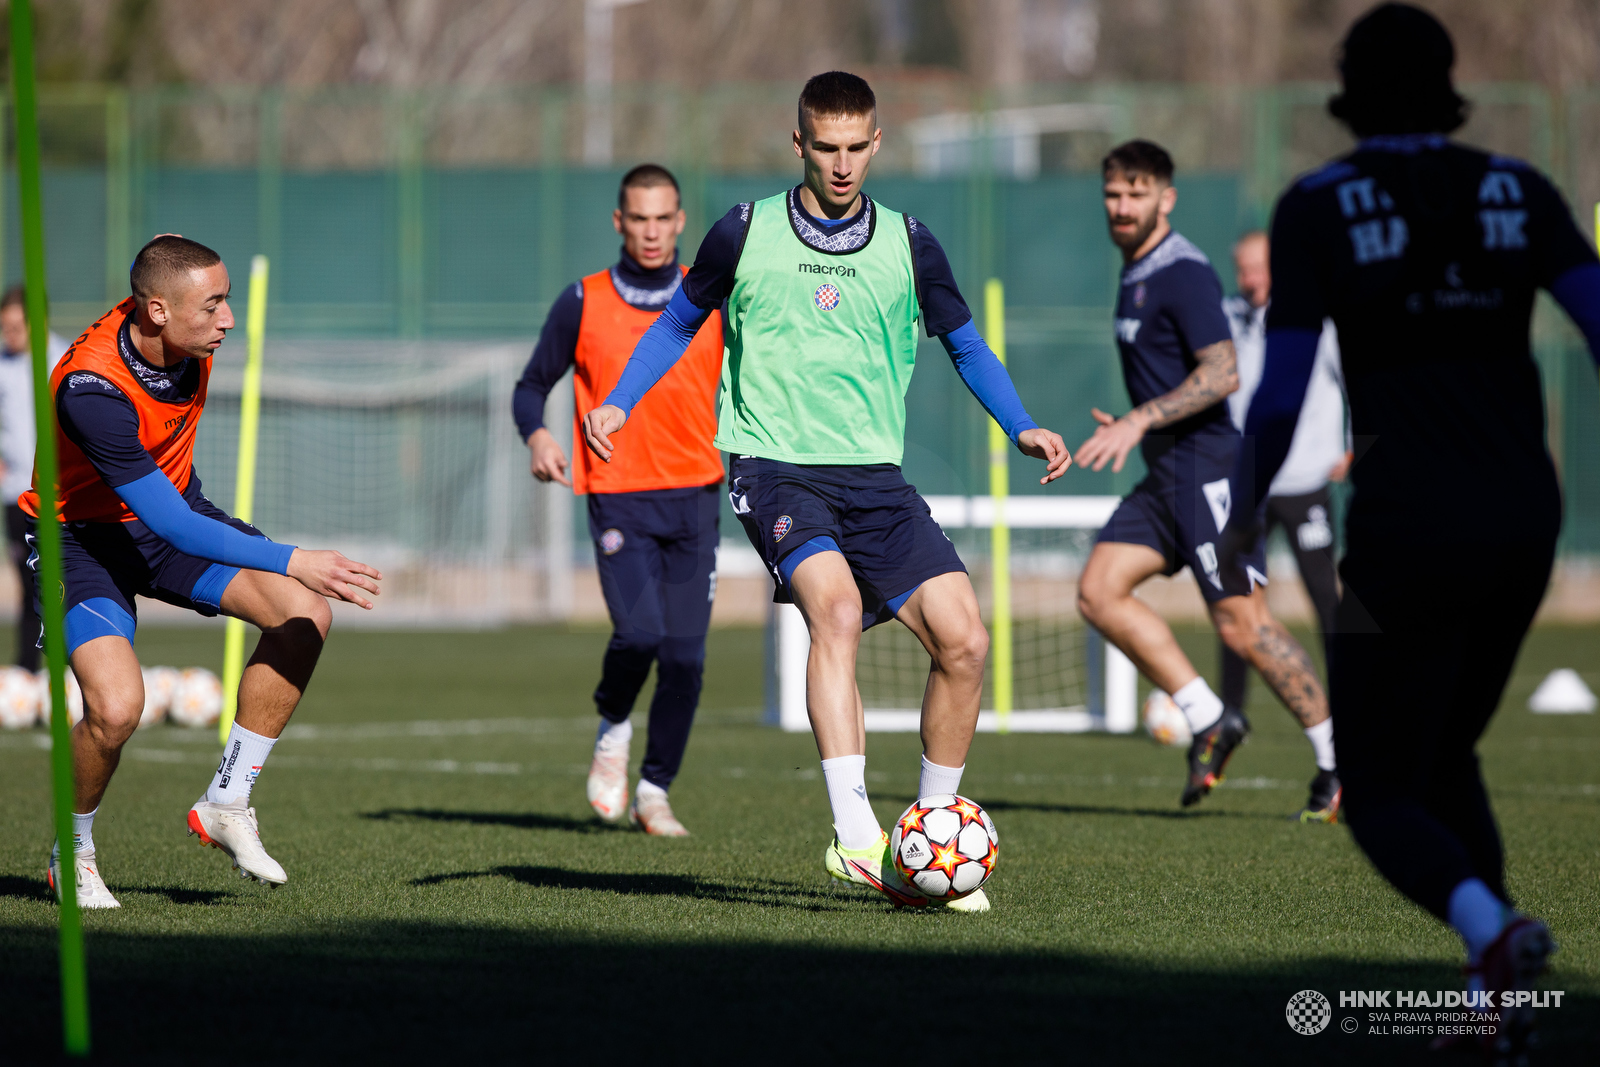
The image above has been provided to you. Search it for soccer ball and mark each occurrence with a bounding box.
[0,666,40,728]
[169,668,224,728]
[140,666,181,729]
[890,793,998,902]
[35,668,84,726]
[1143,689,1191,747]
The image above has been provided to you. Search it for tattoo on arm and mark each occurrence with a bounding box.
[1130,339,1238,430]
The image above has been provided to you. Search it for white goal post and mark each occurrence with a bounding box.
[765,495,1139,734]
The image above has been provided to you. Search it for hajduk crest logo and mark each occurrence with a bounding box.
[1286,990,1332,1035]
[600,528,625,555]
[772,515,793,542]
[813,283,841,311]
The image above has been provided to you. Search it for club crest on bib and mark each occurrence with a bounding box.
[813,283,840,311]
[600,528,625,555]
[772,515,793,542]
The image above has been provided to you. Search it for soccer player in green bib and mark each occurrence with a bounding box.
[583,72,1070,911]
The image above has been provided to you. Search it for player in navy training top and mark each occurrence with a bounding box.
[1225,6,1600,1052]
[1075,140,1332,812]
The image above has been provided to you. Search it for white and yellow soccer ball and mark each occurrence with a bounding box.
[1143,688,1192,747]
[139,666,181,729]
[0,665,40,728]
[168,667,223,728]
[890,793,999,902]
[36,668,84,726]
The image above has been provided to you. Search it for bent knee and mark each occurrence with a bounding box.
[81,690,143,744]
[808,598,863,646]
[934,623,989,677]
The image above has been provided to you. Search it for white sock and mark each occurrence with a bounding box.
[919,755,964,799]
[1304,718,1336,771]
[71,808,97,854]
[821,754,881,851]
[205,723,277,806]
[1172,676,1224,733]
[595,717,632,753]
[1448,877,1511,964]
[636,778,667,802]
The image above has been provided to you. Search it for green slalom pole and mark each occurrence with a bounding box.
[984,279,1012,735]
[11,0,91,1055]
[219,255,269,743]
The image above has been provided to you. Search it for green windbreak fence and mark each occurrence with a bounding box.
[2,82,1598,552]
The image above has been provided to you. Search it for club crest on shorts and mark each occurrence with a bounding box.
[600,528,625,555]
[813,283,840,311]
[772,515,793,542]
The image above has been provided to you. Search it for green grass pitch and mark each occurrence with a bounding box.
[1,622,1595,1063]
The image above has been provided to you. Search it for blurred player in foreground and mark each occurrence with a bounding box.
[1075,141,1332,812]
[583,72,1070,910]
[31,236,382,908]
[1220,231,1349,821]
[513,165,722,836]
[0,284,67,670]
[1224,5,1600,1056]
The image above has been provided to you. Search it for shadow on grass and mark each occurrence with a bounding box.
[121,886,233,906]
[364,808,613,834]
[1,922,1592,1066]
[415,865,855,913]
[0,875,51,902]
[877,793,1270,821]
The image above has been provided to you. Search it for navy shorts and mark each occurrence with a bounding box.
[728,456,966,630]
[588,483,720,642]
[29,484,269,655]
[1095,433,1268,603]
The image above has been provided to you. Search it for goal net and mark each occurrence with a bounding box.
[188,340,573,626]
[766,495,1138,733]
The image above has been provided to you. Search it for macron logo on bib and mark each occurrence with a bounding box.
[1115,318,1141,343]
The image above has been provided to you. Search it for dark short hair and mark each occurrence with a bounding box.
[797,71,877,134]
[0,285,24,313]
[618,164,680,210]
[1103,140,1174,184]
[1328,3,1468,136]
[130,236,223,302]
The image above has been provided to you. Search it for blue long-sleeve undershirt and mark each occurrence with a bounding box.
[115,470,295,575]
[938,319,1037,442]
[1550,262,1600,365]
[602,292,1039,444]
[1237,327,1321,510]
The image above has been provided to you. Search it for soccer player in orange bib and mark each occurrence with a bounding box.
[29,236,383,908]
[513,165,722,835]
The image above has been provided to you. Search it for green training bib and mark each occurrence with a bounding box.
[713,192,921,465]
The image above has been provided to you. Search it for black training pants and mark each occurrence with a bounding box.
[1219,486,1340,708]
[1332,537,1553,919]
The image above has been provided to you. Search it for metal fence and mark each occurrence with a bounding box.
[3,81,1597,553]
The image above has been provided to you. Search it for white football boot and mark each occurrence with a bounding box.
[587,741,630,822]
[47,845,121,909]
[944,887,991,913]
[629,790,689,837]
[188,798,287,886]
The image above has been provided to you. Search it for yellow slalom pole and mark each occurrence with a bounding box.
[219,255,269,743]
[984,279,1012,734]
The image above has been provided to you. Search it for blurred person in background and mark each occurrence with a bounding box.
[513,164,723,837]
[1224,5,1600,1056]
[0,284,67,669]
[1219,231,1349,822]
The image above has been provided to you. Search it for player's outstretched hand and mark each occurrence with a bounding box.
[527,428,571,487]
[287,549,383,610]
[1075,407,1148,473]
[581,404,628,463]
[1017,428,1072,484]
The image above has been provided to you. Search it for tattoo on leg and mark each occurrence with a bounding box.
[1248,621,1327,728]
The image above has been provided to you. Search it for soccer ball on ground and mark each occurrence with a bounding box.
[1143,689,1191,747]
[36,669,84,726]
[140,666,181,728]
[890,793,998,902]
[0,665,40,728]
[168,667,223,728]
